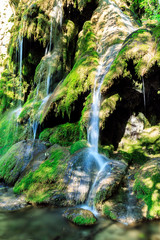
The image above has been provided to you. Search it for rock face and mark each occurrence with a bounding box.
[63,208,97,226]
[0,140,47,185]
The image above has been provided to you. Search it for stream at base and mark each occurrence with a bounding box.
[0,207,159,240]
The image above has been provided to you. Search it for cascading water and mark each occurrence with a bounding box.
[82,44,123,212]
[18,32,23,106]
[46,0,63,95]
[32,0,63,139]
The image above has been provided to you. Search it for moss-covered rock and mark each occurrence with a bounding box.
[69,139,88,154]
[39,122,82,146]
[63,208,97,226]
[117,124,160,165]
[0,140,47,185]
[13,144,70,204]
[94,160,127,205]
[133,159,160,220]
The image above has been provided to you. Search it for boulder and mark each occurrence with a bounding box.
[94,160,127,204]
[0,140,47,185]
[63,208,97,226]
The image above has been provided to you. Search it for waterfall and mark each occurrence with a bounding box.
[88,60,112,153]
[32,0,63,139]
[46,0,63,95]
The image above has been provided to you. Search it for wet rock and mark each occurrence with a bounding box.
[101,167,146,224]
[0,184,28,211]
[95,160,127,204]
[63,208,97,226]
[64,149,99,205]
[0,140,47,185]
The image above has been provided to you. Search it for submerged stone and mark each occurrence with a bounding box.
[95,160,127,204]
[63,208,97,226]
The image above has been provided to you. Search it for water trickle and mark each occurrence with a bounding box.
[32,121,39,141]
[46,0,63,94]
[142,77,146,112]
[18,32,23,106]
[31,95,50,140]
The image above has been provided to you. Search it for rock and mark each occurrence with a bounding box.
[64,149,99,205]
[0,140,47,185]
[63,208,97,226]
[133,159,160,220]
[101,167,145,224]
[94,160,127,204]
[0,184,28,211]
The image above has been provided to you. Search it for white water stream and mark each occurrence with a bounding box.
[46,0,63,95]
[18,31,23,106]
[84,0,138,213]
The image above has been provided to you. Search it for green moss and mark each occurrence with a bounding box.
[103,205,117,220]
[14,146,70,203]
[72,215,96,225]
[117,126,160,164]
[69,140,88,154]
[99,145,114,158]
[102,29,158,93]
[39,128,54,142]
[133,160,160,219]
[18,98,42,123]
[49,122,81,146]
[39,122,81,146]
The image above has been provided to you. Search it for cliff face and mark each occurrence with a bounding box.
[0,0,160,222]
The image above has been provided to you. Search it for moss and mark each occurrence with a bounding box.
[117,125,160,164]
[103,205,117,220]
[102,28,159,93]
[64,208,97,226]
[39,122,81,146]
[100,94,120,129]
[39,128,54,142]
[18,98,42,123]
[14,146,70,203]
[79,93,92,139]
[69,139,88,154]
[133,160,160,219]
[99,145,114,158]
[72,215,96,225]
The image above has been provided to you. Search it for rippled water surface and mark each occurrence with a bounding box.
[0,207,160,240]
